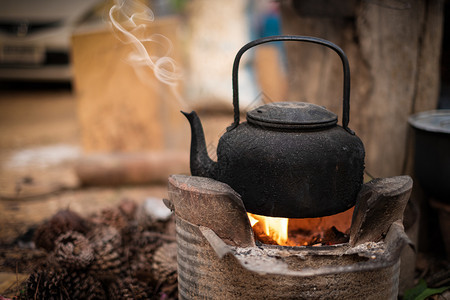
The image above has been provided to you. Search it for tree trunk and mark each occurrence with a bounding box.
[280,0,443,178]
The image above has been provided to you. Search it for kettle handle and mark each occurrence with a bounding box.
[230,35,353,134]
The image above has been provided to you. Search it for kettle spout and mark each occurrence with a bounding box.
[181,111,218,179]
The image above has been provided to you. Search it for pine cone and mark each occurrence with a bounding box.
[118,199,138,221]
[129,230,166,280]
[62,270,106,299]
[88,226,126,279]
[152,242,178,284]
[151,243,178,299]
[52,231,93,269]
[26,262,105,300]
[120,222,140,247]
[33,210,89,252]
[107,277,151,300]
[26,263,66,299]
[89,207,128,231]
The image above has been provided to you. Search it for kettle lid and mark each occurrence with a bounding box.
[246,102,338,130]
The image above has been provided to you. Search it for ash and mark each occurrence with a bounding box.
[230,240,387,275]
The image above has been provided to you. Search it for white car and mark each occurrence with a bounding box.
[0,0,104,81]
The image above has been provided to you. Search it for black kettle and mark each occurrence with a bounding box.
[183,36,365,218]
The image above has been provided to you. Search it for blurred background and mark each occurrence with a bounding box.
[0,0,449,297]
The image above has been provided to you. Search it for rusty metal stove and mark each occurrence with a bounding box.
[165,175,413,299]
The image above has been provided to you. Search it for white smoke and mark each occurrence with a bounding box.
[109,0,185,105]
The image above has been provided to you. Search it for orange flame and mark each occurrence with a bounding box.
[247,213,289,245]
[248,208,354,247]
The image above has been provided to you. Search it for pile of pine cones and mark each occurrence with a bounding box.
[21,199,177,299]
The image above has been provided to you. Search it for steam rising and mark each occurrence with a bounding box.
[109,0,183,92]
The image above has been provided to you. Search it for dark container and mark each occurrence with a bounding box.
[409,110,450,202]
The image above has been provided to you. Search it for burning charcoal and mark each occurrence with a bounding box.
[321,226,349,245]
[26,262,105,299]
[252,222,278,245]
[308,235,323,246]
[33,209,89,252]
[52,231,93,269]
[288,227,318,246]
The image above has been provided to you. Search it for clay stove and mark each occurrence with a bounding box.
[169,35,413,299]
[165,175,412,299]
